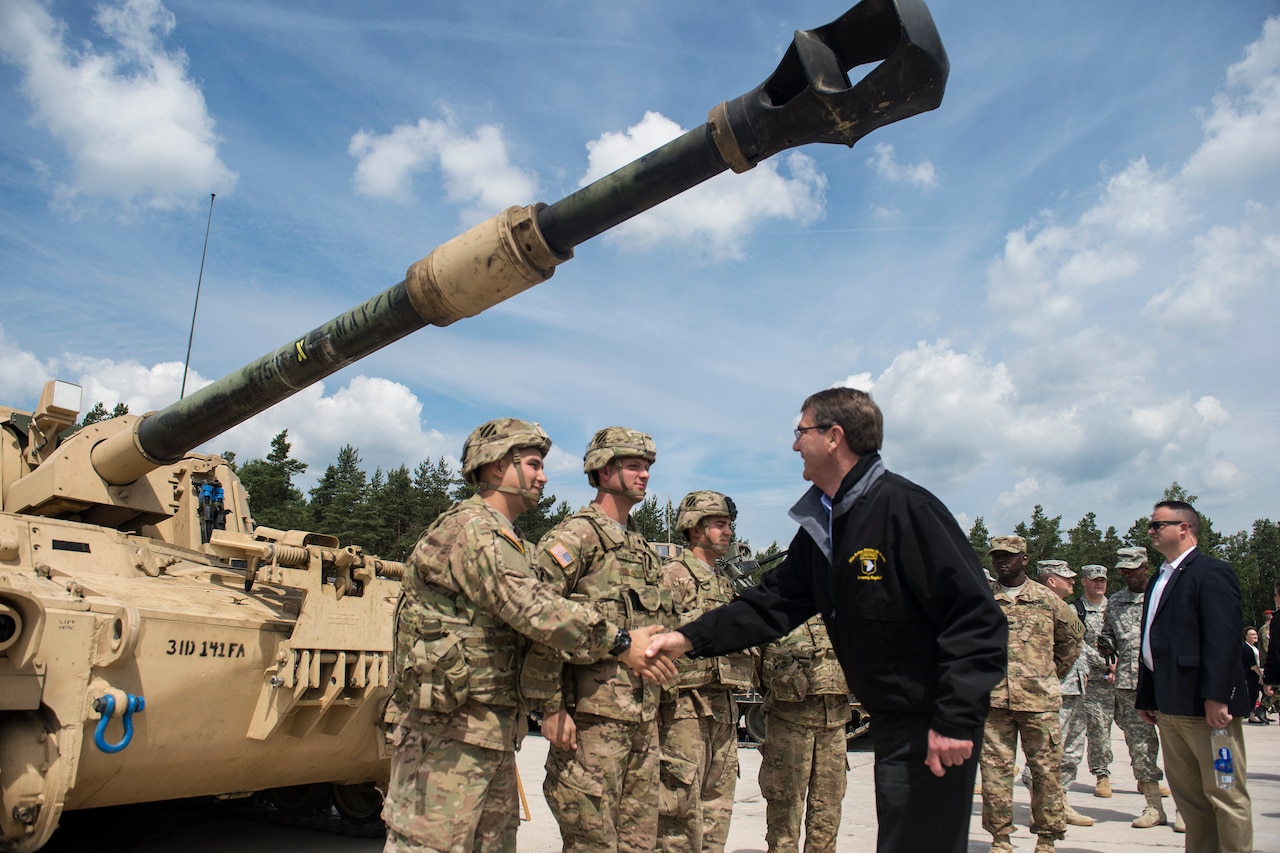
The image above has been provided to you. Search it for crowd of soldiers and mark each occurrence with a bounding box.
[979,535,1181,853]
[381,418,851,853]
[377,413,1215,853]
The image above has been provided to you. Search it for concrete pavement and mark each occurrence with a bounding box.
[516,721,1280,852]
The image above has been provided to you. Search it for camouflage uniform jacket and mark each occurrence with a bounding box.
[385,495,620,752]
[1060,598,1106,695]
[663,549,756,721]
[525,503,673,721]
[990,580,1083,712]
[760,616,851,728]
[1099,588,1144,690]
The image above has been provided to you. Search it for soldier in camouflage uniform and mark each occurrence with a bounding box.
[758,615,851,853]
[525,427,675,853]
[381,418,673,853]
[1098,546,1168,829]
[981,537,1084,853]
[1075,565,1116,799]
[1035,561,1094,827]
[657,491,756,853]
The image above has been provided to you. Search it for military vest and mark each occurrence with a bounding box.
[386,502,526,722]
[524,505,673,721]
[668,551,755,691]
[761,615,847,703]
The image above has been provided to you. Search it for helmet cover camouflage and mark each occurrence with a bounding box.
[461,418,551,485]
[676,490,738,533]
[582,426,656,478]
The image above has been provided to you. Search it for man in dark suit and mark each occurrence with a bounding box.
[1136,500,1252,853]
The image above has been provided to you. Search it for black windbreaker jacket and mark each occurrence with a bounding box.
[679,453,1007,740]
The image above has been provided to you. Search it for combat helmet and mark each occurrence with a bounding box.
[583,426,655,497]
[461,417,552,509]
[676,490,737,552]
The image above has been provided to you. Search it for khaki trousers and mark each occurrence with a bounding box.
[1156,714,1252,853]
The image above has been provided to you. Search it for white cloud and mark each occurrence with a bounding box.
[1144,219,1280,330]
[0,324,53,403]
[577,111,827,261]
[349,111,538,224]
[986,158,1183,333]
[1182,16,1280,186]
[0,0,237,211]
[865,142,938,189]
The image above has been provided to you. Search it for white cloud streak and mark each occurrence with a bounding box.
[349,110,539,225]
[0,0,237,211]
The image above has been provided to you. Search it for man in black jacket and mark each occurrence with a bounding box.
[646,388,1007,853]
[1136,500,1252,853]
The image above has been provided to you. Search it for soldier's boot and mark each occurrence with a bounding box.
[990,836,1014,853]
[1033,835,1055,853]
[1173,811,1186,833]
[1131,781,1167,828]
[1093,775,1111,798]
[1064,803,1095,827]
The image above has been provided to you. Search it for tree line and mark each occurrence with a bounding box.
[156,420,1274,628]
[964,484,1279,630]
[221,430,685,563]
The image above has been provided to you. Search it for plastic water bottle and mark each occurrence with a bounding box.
[1210,728,1234,789]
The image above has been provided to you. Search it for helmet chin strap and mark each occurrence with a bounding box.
[480,449,542,512]
[699,521,731,557]
[597,463,646,501]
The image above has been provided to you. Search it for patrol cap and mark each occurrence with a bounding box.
[1115,547,1149,570]
[988,535,1027,555]
[1037,560,1076,578]
[1080,564,1108,580]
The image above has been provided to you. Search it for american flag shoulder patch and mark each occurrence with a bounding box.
[548,542,574,568]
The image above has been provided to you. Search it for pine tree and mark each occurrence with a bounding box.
[238,430,310,531]
[310,445,374,547]
[967,516,992,571]
[1013,504,1062,568]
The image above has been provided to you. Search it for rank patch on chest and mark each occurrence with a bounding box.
[547,542,574,568]
[849,547,885,581]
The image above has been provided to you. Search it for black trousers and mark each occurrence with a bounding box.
[870,711,983,853]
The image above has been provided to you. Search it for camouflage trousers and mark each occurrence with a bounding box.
[981,708,1065,840]
[758,714,848,853]
[1058,693,1087,786]
[1111,687,1163,784]
[544,712,660,853]
[657,701,738,853]
[1081,680,1115,778]
[382,724,517,853]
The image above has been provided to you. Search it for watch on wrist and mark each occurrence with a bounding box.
[609,628,632,657]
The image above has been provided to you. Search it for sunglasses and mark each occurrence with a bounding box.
[1147,520,1183,531]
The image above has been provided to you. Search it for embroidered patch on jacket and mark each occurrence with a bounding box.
[849,547,885,581]
[547,542,574,568]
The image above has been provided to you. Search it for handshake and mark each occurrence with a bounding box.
[614,625,697,685]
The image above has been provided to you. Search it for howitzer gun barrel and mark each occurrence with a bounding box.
[90,0,947,486]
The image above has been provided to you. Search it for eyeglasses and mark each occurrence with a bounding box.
[1147,520,1183,531]
[794,424,832,440]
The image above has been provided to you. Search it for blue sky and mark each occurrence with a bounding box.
[2,0,1279,553]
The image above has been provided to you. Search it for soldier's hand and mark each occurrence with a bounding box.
[924,729,972,778]
[543,709,577,751]
[623,624,678,684]
[645,629,693,663]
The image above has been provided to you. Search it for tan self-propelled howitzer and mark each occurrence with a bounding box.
[0,1,948,849]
